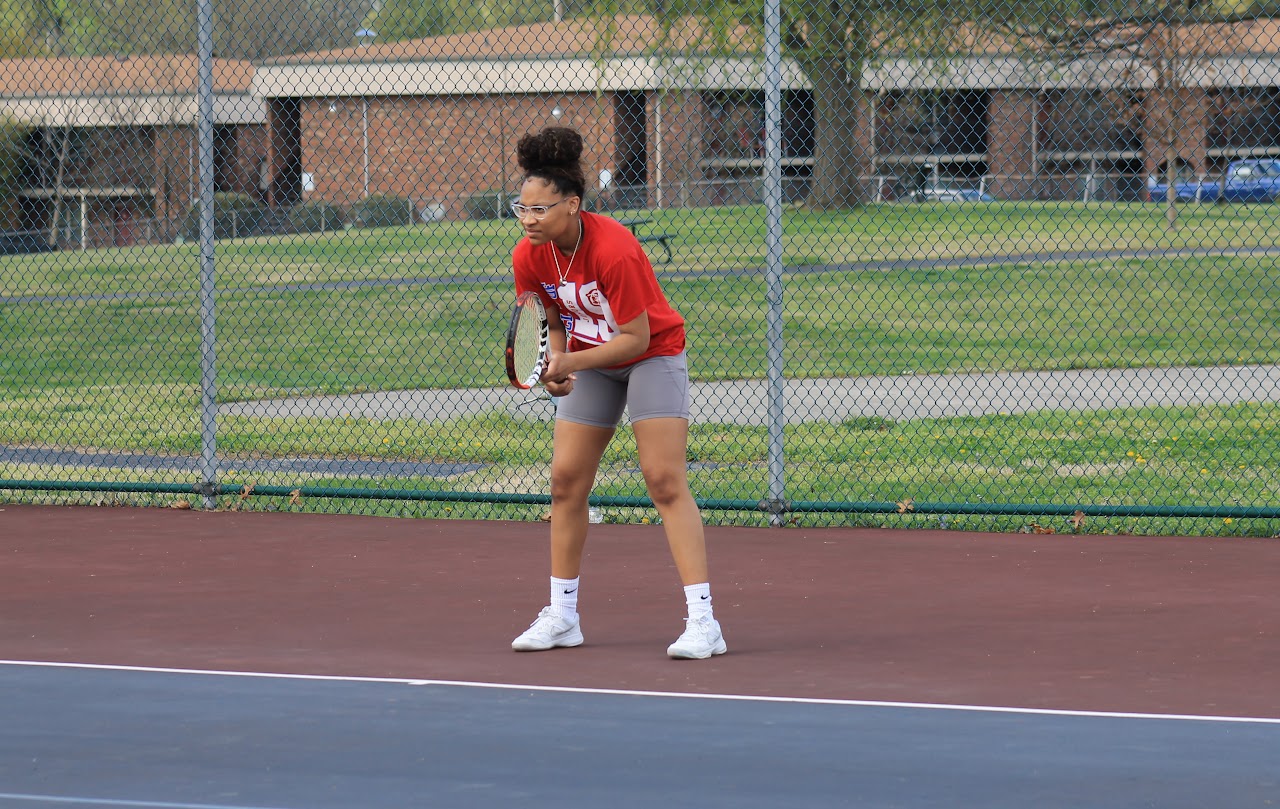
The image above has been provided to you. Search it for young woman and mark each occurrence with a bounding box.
[509,126,726,660]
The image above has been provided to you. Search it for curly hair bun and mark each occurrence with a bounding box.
[516,127,583,173]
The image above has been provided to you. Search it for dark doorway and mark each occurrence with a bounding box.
[613,92,648,209]
[272,99,303,207]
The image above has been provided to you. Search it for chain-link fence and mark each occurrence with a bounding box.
[2,1,1278,531]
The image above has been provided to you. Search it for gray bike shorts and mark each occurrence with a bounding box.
[555,352,690,428]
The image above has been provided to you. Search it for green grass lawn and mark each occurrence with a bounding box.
[4,255,1275,397]
[4,200,1277,295]
[2,200,1278,533]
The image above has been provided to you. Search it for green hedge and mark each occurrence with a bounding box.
[464,190,516,220]
[349,194,415,228]
[181,193,272,240]
[289,201,345,233]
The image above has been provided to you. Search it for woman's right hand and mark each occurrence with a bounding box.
[542,349,576,396]
[544,376,575,397]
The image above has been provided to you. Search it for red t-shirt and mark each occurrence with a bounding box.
[513,211,686,365]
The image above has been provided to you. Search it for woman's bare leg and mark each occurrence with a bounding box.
[548,419,614,578]
[633,417,707,585]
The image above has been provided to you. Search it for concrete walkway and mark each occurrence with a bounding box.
[7,364,1275,480]
[220,363,1280,426]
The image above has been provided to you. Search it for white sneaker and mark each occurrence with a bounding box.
[666,616,727,659]
[512,606,584,652]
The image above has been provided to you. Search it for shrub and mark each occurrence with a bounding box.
[349,194,415,228]
[288,201,345,233]
[181,193,271,241]
[464,189,516,220]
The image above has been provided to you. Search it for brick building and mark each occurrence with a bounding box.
[4,18,1277,240]
[254,15,1280,216]
[867,23,1280,201]
[0,55,266,247]
[252,15,773,219]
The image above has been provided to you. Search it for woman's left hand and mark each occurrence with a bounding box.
[544,376,575,397]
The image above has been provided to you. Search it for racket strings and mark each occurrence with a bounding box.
[512,308,545,385]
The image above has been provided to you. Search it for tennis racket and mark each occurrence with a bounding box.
[505,291,550,389]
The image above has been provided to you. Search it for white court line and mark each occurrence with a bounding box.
[3,658,1279,726]
[0,792,296,809]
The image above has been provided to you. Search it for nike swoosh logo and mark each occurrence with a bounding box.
[564,588,577,594]
[700,594,710,600]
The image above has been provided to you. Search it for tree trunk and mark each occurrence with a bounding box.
[1162,77,1179,230]
[804,64,872,209]
[792,7,872,211]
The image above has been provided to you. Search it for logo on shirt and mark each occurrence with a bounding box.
[557,280,618,345]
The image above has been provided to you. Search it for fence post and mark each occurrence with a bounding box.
[196,0,219,509]
[762,0,787,525]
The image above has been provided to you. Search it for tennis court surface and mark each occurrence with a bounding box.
[1,504,1277,808]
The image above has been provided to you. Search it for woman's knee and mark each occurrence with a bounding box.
[550,465,594,503]
[643,469,690,508]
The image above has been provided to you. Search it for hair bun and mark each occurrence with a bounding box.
[517,127,583,173]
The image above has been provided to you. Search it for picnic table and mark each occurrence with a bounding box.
[617,216,674,264]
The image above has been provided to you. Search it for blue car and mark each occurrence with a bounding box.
[912,185,997,203]
[1148,159,1280,203]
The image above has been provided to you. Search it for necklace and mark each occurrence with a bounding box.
[551,218,583,286]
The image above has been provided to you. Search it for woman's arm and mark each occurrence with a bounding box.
[543,311,650,384]
[542,311,574,396]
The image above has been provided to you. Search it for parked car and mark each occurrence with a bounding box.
[911,185,997,203]
[1147,158,1280,203]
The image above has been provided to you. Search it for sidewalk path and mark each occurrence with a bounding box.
[222,363,1280,426]
[7,364,1275,478]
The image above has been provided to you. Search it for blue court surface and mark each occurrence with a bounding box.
[1,661,1277,809]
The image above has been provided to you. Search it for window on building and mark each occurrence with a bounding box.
[1041,90,1142,154]
[1209,89,1280,150]
[877,91,988,156]
[703,90,814,160]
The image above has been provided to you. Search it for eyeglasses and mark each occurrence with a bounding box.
[510,198,571,220]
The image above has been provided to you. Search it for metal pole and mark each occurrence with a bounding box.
[654,90,664,209]
[762,0,786,525]
[196,0,218,509]
[362,97,369,199]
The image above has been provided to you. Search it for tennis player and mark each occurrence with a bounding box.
[509,126,726,660]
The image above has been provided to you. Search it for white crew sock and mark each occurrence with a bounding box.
[551,576,579,619]
[684,582,713,621]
